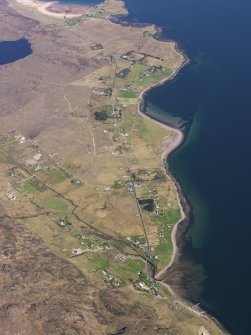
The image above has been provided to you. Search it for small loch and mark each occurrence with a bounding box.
[0,38,32,65]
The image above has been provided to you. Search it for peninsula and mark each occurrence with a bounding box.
[0,0,227,334]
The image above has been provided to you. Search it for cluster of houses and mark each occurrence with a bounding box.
[93,87,112,96]
[15,134,26,144]
[126,236,147,251]
[136,271,159,296]
[102,270,122,287]
[159,224,171,239]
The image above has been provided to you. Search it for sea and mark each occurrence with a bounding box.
[1,0,251,334]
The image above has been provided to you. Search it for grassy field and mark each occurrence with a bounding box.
[43,196,70,213]
[120,89,137,98]
[21,180,47,193]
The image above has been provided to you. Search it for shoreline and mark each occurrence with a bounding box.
[109,11,193,284]
[14,0,91,18]
[137,44,189,279]
[7,0,231,330]
[137,47,231,335]
[136,30,231,335]
[11,0,189,287]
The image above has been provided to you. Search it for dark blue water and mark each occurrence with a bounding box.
[122,0,251,334]
[0,38,32,65]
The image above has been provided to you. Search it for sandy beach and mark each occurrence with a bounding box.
[137,52,232,334]
[15,0,90,18]
[137,50,189,280]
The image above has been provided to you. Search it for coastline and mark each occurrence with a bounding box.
[10,0,188,286]
[136,27,231,335]
[137,45,189,279]
[137,42,232,335]
[14,0,91,18]
[106,4,194,289]
[108,7,193,283]
[6,0,231,331]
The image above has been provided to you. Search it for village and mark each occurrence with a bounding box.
[0,39,181,292]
